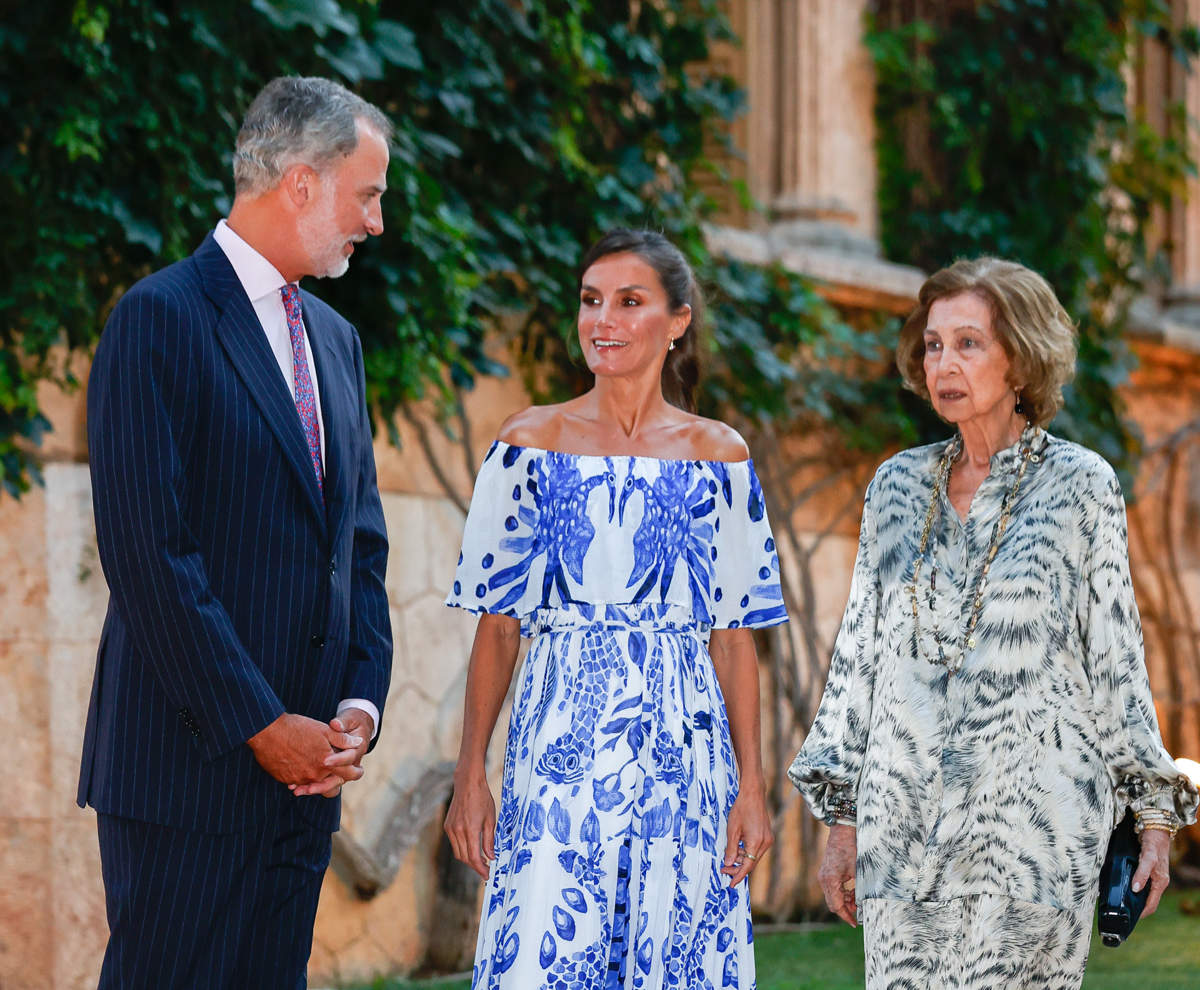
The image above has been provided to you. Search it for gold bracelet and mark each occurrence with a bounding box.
[1134,808,1181,826]
[1135,819,1174,831]
[1137,822,1178,837]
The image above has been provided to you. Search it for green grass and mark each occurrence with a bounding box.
[353,891,1200,990]
[1078,891,1200,990]
[753,921,864,989]
[754,891,1200,990]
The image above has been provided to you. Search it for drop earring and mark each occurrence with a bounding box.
[1014,388,1024,415]
[668,339,676,351]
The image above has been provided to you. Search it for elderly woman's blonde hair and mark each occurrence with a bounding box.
[896,257,1078,427]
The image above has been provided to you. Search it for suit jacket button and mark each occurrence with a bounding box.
[310,634,326,648]
[329,559,336,576]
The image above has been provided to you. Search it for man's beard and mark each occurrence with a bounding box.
[298,192,353,279]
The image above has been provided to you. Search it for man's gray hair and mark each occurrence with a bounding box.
[233,76,393,196]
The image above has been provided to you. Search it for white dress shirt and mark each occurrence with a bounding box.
[212,220,379,739]
[213,219,326,464]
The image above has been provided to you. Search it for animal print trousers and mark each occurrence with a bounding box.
[861,893,1094,990]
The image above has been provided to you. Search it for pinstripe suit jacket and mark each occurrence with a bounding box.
[78,233,392,835]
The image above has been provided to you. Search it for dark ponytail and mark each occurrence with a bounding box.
[579,228,704,413]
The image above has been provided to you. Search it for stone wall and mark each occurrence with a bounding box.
[1,464,109,990]
[1125,337,1200,765]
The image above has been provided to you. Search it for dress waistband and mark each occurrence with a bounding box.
[525,602,707,636]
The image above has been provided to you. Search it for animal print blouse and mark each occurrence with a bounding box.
[789,429,1198,912]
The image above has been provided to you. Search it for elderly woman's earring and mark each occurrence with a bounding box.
[1014,388,1024,415]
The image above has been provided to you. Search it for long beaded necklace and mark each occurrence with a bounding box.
[907,424,1040,674]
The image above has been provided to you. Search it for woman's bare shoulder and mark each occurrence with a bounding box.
[497,404,750,462]
[496,403,576,449]
[681,416,751,463]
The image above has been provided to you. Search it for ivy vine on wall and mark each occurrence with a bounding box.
[2,2,1195,496]
[0,0,904,500]
[868,0,1199,483]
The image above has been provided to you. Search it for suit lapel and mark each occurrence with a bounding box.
[195,235,327,530]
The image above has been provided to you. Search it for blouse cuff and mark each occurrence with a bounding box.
[827,790,858,826]
[1121,775,1199,827]
[787,760,857,825]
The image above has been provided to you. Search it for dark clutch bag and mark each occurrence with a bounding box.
[1097,809,1148,947]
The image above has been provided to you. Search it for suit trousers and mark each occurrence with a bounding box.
[96,803,332,989]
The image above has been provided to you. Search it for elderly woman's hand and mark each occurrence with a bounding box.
[1132,828,1172,917]
[819,823,858,927]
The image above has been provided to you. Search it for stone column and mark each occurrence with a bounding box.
[769,0,880,255]
[729,0,778,226]
[707,0,924,311]
[1166,0,1200,320]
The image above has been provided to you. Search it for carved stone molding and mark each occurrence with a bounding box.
[1129,296,1200,355]
[705,222,925,313]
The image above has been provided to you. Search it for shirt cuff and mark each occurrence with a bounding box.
[337,699,380,741]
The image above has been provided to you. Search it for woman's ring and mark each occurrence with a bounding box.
[744,852,758,861]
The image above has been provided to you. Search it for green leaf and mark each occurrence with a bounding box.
[249,0,357,37]
[110,199,163,255]
[316,37,384,82]
[372,20,423,70]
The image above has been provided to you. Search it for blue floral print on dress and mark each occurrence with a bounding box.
[448,442,786,988]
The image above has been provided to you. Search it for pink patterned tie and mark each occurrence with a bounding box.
[280,284,324,501]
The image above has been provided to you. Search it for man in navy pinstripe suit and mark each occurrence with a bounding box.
[80,77,395,988]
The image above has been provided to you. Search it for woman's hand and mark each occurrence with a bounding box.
[819,823,858,927]
[1132,828,1172,917]
[709,628,773,890]
[444,613,521,880]
[721,781,774,888]
[444,768,496,879]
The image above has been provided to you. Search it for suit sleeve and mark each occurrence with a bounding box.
[88,285,285,760]
[338,328,392,744]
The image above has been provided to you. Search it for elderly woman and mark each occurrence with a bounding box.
[788,257,1198,989]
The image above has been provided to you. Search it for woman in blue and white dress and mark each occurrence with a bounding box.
[444,229,787,989]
